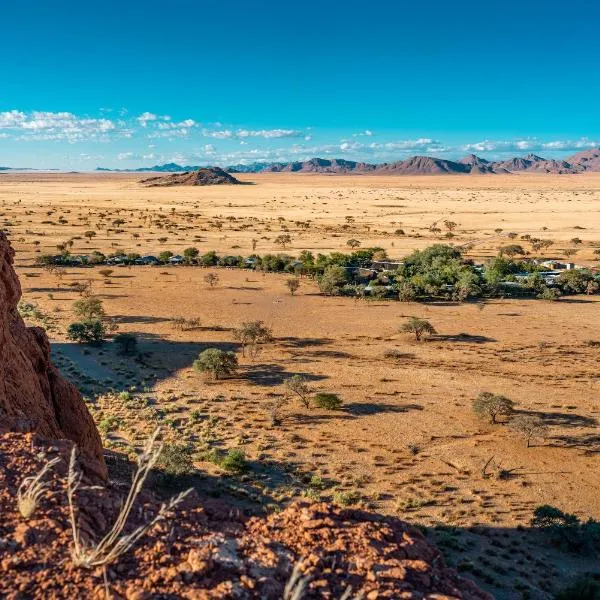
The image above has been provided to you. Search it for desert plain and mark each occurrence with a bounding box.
[2,171,600,598]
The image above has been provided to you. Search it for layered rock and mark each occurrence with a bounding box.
[0,232,106,479]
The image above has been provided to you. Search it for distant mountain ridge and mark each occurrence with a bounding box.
[96,148,600,175]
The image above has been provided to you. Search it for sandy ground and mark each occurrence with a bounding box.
[2,172,600,598]
[2,171,600,262]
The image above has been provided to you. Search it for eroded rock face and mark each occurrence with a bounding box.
[0,232,106,479]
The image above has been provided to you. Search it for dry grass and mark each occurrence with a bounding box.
[68,429,190,568]
[17,456,61,518]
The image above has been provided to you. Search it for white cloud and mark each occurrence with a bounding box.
[352,129,374,137]
[201,128,304,139]
[136,112,158,127]
[0,110,132,143]
[462,137,600,154]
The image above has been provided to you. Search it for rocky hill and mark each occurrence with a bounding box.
[376,155,471,175]
[0,232,490,598]
[0,231,105,479]
[567,148,600,171]
[140,167,242,186]
[264,158,376,173]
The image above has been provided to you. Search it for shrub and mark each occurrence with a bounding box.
[532,505,600,555]
[204,273,219,287]
[285,374,312,408]
[333,490,360,506]
[66,319,107,345]
[219,449,248,473]
[193,348,238,380]
[156,444,195,481]
[286,277,300,295]
[183,247,199,263]
[313,392,343,410]
[472,392,515,424]
[538,286,561,301]
[114,333,138,356]
[73,296,105,320]
[555,576,600,600]
[397,282,417,302]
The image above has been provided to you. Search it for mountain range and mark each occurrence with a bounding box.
[91,147,600,175]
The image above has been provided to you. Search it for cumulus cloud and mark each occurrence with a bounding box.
[352,130,374,137]
[201,128,305,139]
[462,137,600,154]
[0,110,131,143]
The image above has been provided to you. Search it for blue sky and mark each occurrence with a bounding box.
[2,0,600,169]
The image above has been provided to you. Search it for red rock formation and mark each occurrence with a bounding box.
[0,232,106,479]
[0,432,491,598]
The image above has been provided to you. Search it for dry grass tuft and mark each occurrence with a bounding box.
[68,428,191,568]
[17,456,61,518]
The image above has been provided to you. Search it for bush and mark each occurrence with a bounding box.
[114,333,138,356]
[532,505,600,555]
[313,392,343,410]
[472,392,515,424]
[219,449,248,473]
[156,444,195,481]
[193,348,238,380]
[555,576,600,600]
[538,286,561,301]
[66,319,107,345]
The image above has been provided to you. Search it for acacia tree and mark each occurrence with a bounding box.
[472,392,515,424]
[285,374,312,408]
[509,415,549,448]
[286,277,300,295]
[400,317,436,341]
[346,239,361,249]
[234,321,273,359]
[274,234,292,250]
[204,273,219,288]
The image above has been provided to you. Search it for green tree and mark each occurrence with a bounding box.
[66,319,107,345]
[233,321,273,359]
[73,296,105,320]
[193,348,238,380]
[318,265,349,296]
[183,247,199,263]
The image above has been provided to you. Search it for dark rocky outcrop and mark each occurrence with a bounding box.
[140,167,242,186]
